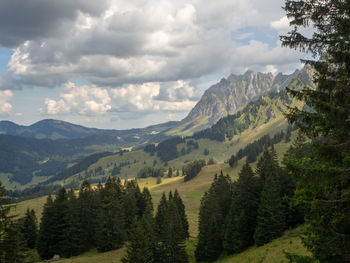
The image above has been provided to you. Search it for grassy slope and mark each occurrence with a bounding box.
[9,120,307,262]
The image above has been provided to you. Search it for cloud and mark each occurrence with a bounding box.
[41,82,111,115]
[0,0,109,48]
[0,90,13,115]
[2,0,304,89]
[270,16,290,32]
[111,81,198,113]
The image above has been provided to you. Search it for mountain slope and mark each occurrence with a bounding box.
[0,119,177,140]
[167,66,312,136]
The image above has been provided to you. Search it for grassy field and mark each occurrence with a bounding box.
[7,120,307,262]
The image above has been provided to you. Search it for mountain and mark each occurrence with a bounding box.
[0,120,177,186]
[0,119,177,140]
[167,66,312,136]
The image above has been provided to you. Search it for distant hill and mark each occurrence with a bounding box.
[167,65,313,136]
[0,119,178,140]
[0,120,177,186]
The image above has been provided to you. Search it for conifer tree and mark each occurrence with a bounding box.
[123,180,139,228]
[155,192,168,237]
[254,173,285,246]
[62,189,82,257]
[141,187,153,216]
[281,1,350,260]
[195,172,232,262]
[174,189,189,239]
[2,221,24,263]
[78,180,99,251]
[121,220,154,263]
[195,190,222,262]
[20,209,38,249]
[96,178,126,252]
[224,161,260,253]
[37,195,56,259]
[161,201,188,263]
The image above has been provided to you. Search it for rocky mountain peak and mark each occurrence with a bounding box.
[181,66,312,131]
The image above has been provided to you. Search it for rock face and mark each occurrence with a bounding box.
[182,67,308,127]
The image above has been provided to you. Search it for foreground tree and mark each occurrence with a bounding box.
[281,0,350,261]
[224,161,260,253]
[20,209,38,249]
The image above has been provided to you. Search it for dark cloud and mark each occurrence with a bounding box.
[0,0,108,47]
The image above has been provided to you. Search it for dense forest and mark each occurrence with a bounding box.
[0,178,190,262]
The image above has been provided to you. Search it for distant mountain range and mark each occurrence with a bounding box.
[0,119,177,140]
[167,65,313,135]
[0,66,313,188]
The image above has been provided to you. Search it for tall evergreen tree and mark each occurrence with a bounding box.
[121,220,155,263]
[155,192,168,237]
[254,173,285,246]
[173,189,189,239]
[20,209,38,249]
[37,195,56,259]
[224,161,260,253]
[160,201,188,263]
[96,178,126,252]
[2,221,24,263]
[281,0,350,261]
[78,180,99,251]
[195,190,223,262]
[62,189,82,257]
[195,173,232,261]
[0,181,24,263]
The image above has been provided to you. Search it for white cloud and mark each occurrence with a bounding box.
[41,82,111,115]
[0,90,13,115]
[111,81,198,113]
[4,0,304,89]
[270,16,290,33]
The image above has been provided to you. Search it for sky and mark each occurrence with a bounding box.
[0,0,305,129]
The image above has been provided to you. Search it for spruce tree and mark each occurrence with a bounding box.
[123,180,138,228]
[21,209,38,249]
[121,220,154,263]
[281,1,350,260]
[78,180,99,251]
[161,200,188,263]
[155,192,168,237]
[224,161,260,253]
[96,178,126,252]
[254,173,285,246]
[174,189,189,239]
[37,195,56,259]
[195,189,223,261]
[2,221,24,263]
[62,189,82,257]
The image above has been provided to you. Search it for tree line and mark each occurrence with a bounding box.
[0,178,190,263]
[195,146,303,262]
[229,125,295,167]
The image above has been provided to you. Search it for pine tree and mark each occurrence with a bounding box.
[62,189,82,257]
[0,182,24,263]
[123,180,139,228]
[96,178,126,252]
[155,192,168,237]
[281,1,350,261]
[77,180,99,251]
[121,220,154,263]
[167,167,173,177]
[37,195,56,259]
[20,209,38,249]
[161,201,188,263]
[2,221,24,263]
[173,189,189,239]
[195,191,222,262]
[224,161,260,253]
[254,173,285,246]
